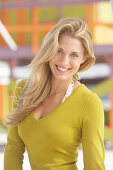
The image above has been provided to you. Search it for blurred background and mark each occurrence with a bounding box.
[0,0,113,169]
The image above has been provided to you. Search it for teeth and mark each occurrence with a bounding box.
[57,66,68,71]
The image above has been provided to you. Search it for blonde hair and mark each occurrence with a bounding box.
[4,17,95,126]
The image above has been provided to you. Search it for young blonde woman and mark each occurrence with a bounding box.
[4,17,105,170]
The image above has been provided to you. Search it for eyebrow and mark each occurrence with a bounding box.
[58,47,82,56]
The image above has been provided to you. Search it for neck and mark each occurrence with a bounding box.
[49,76,73,96]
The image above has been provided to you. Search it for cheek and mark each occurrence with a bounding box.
[49,60,52,69]
[72,60,81,67]
[49,55,57,64]
[49,57,56,69]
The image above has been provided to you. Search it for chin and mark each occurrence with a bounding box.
[53,75,72,81]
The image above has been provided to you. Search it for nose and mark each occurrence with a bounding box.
[61,54,70,66]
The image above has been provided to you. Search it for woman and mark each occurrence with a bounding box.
[4,17,105,170]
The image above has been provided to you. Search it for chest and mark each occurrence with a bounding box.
[33,95,65,120]
[19,99,82,151]
[33,81,81,120]
[19,93,84,152]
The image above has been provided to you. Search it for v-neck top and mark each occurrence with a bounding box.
[4,79,105,170]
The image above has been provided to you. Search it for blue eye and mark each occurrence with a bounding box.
[57,49,63,54]
[72,53,78,57]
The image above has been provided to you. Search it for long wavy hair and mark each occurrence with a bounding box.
[4,17,96,126]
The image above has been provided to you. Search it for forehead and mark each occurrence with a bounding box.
[58,34,84,53]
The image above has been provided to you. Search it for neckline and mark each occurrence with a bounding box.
[31,83,85,123]
[62,78,74,103]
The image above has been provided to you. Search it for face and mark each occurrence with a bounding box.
[49,34,87,81]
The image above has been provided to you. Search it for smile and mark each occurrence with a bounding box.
[56,65,70,72]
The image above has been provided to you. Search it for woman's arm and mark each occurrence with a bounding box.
[4,79,26,170]
[82,93,105,170]
[4,126,25,170]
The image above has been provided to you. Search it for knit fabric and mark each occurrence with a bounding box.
[4,79,105,170]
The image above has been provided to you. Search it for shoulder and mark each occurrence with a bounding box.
[73,79,91,96]
[86,89,103,108]
[13,79,27,109]
[15,79,27,96]
[83,85,103,110]
[77,83,104,114]
[73,81,103,109]
[79,83,102,104]
[16,79,27,88]
[82,88,104,122]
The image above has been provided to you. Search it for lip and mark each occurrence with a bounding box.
[55,65,70,73]
[56,65,70,69]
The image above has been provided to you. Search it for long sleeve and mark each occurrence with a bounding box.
[4,79,26,170]
[82,93,105,170]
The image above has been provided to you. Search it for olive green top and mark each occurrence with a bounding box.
[4,79,105,170]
